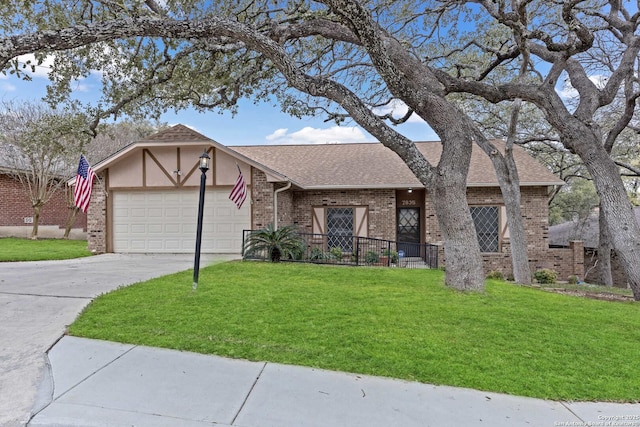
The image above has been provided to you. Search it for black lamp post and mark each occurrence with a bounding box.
[193,151,210,290]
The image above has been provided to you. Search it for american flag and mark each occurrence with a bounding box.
[229,165,247,209]
[74,155,96,213]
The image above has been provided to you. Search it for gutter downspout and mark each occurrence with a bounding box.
[273,181,292,230]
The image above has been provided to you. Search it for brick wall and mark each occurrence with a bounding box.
[87,172,107,253]
[290,188,396,239]
[276,183,294,227]
[464,186,583,280]
[249,180,583,280]
[0,173,86,230]
[251,169,275,229]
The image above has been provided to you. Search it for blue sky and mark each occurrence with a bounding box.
[1,54,438,147]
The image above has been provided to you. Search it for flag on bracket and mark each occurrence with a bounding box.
[74,154,96,213]
[229,164,247,209]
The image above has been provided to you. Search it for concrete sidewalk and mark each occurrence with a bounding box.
[30,336,640,427]
[0,253,236,427]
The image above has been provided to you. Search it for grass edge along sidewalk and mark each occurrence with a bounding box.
[69,261,640,403]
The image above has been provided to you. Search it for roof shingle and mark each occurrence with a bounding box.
[231,140,563,188]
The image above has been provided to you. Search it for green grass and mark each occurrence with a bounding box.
[0,237,92,261]
[69,262,640,402]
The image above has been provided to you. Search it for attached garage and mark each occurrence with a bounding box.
[112,189,250,253]
[80,125,286,255]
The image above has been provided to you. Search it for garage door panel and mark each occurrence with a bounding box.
[113,190,249,253]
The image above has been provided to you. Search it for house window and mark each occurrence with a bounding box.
[470,206,499,253]
[327,207,354,252]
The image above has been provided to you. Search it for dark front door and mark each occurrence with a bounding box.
[397,207,421,257]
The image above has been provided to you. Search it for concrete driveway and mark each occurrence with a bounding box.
[0,253,237,427]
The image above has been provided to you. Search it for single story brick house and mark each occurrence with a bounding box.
[83,124,582,279]
[0,164,86,239]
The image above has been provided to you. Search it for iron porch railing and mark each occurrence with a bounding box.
[242,230,439,269]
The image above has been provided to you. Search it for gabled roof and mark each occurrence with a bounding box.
[79,124,289,184]
[231,140,564,189]
[140,124,211,143]
[549,207,640,249]
[77,124,563,190]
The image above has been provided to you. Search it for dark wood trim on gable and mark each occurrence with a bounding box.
[144,149,178,187]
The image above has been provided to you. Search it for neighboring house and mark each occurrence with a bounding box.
[0,161,86,239]
[83,124,582,279]
[549,207,640,287]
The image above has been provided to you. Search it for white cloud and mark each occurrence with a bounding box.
[372,99,426,124]
[265,126,369,144]
[14,54,54,79]
[0,82,16,92]
[557,74,609,99]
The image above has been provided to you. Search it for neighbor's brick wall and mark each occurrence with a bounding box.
[87,172,107,253]
[0,173,86,230]
[290,189,396,239]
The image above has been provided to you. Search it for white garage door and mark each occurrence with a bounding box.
[112,190,250,253]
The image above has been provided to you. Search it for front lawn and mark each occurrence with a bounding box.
[0,237,92,261]
[69,262,640,402]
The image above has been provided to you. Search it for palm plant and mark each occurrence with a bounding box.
[243,224,305,262]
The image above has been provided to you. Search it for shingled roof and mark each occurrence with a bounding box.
[231,140,564,189]
[549,207,640,249]
[140,124,212,143]
[83,124,563,189]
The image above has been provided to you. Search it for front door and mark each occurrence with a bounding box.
[397,207,421,257]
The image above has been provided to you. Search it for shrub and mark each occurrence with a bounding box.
[365,250,380,265]
[243,224,305,262]
[534,268,558,284]
[382,249,399,264]
[309,247,330,261]
[486,270,504,280]
[329,246,343,260]
[568,275,579,285]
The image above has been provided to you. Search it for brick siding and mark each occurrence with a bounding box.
[87,172,107,253]
[250,179,583,281]
[93,167,582,280]
[289,188,396,239]
[0,173,86,230]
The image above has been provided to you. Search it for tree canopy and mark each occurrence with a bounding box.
[3,0,640,297]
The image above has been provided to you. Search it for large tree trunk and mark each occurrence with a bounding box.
[501,176,531,284]
[597,206,613,287]
[474,138,531,284]
[572,139,640,299]
[431,173,485,291]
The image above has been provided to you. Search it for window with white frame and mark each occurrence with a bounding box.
[470,206,499,253]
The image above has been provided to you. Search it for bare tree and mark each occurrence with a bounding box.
[87,119,168,162]
[0,100,90,239]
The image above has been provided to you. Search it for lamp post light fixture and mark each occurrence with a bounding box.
[193,151,210,290]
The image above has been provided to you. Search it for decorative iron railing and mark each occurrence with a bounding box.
[242,230,439,269]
